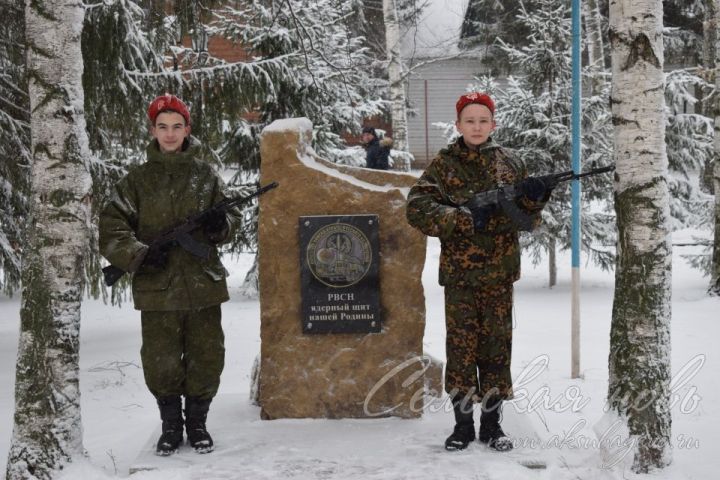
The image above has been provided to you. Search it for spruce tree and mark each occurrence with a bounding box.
[1,1,390,298]
[468,0,616,275]
[206,0,385,274]
[664,0,704,68]
[460,0,540,76]
[0,0,30,296]
[80,0,174,300]
[86,0,385,292]
[664,69,714,230]
[660,2,716,279]
[456,0,712,279]
[210,0,384,162]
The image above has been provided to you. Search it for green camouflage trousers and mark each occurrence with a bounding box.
[444,284,514,402]
[140,305,225,400]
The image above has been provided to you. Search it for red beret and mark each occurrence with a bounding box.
[148,94,191,125]
[456,92,495,118]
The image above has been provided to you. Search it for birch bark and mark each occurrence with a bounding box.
[712,159,720,294]
[6,0,92,478]
[607,0,672,472]
[584,0,606,95]
[584,0,606,72]
[702,1,717,118]
[711,0,720,295]
[382,0,410,170]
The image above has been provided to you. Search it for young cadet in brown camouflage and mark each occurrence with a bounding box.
[406,92,552,452]
[99,95,240,456]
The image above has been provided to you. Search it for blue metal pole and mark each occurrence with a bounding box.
[571,0,582,267]
[571,0,582,378]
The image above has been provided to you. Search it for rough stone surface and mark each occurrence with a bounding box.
[258,118,429,419]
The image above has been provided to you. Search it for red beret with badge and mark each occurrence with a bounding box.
[147,94,191,125]
[456,92,495,118]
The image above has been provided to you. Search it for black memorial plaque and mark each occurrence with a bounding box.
[299,215,381,334]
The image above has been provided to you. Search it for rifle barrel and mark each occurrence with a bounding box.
[548,166,614,182]
[552,170,576,182]
[574,165,615,179]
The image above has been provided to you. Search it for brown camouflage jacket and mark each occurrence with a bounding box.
[406,137,546,287]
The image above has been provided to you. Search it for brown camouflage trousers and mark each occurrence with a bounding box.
[444,284,514,402]
[140,305,225,400]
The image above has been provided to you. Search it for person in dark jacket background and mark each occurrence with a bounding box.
[361,126,392,170]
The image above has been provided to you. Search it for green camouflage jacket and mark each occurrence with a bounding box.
[99,138,240,311]
[406,137,545,287]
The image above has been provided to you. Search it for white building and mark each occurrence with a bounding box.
[401,0,485,168]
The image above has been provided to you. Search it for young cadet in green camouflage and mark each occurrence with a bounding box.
[406,93,552,452]
[99,94,240,456]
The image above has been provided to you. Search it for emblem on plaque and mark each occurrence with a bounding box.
[306,224,372,287]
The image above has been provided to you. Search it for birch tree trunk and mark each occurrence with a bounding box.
[382,0,410,170]
[583,0,607,95]
[700,1,717,119]
[583,0,606,72]
[548,237,557,288]
[712,159,720,294]
[608,0,672,473]
[711,1,720,296]
[6,0,92,478]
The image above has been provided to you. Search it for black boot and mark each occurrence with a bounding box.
[478,396,513,451]
[185,396,214,453]
[156,395,184,456]
[444,398,476,451]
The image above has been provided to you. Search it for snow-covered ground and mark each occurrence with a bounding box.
[1,236,718,479]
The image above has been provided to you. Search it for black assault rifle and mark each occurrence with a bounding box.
[464,164,615,231]
[102,181,279,287]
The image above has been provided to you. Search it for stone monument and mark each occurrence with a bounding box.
[257,118,431,419]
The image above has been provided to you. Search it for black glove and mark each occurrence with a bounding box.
[142,243,169,270]
[466,204,496,231]
[517,177,548,201]
[200,209,228,235]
